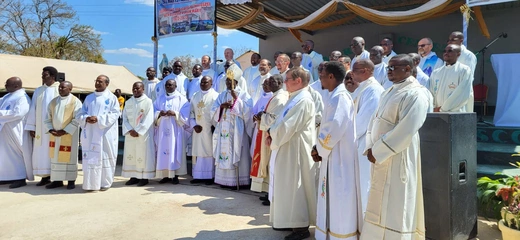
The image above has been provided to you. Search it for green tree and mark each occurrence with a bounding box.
[0,0,106,63]
[169,54,201,79]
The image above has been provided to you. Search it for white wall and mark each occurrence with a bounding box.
[259,7,520,106]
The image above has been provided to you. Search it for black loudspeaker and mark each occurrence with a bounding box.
[419,113,478,240]
[57,72,65,82]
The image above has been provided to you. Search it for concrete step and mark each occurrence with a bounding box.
[477,164,520,179]
[477,142,520,166]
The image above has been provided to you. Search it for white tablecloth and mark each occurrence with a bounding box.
[491,53,520,127]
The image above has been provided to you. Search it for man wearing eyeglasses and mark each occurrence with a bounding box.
[429,44,472,113]
[380,38,397,65]
[301,40,324,82]
[291,52,314,83]
[418,37,443,77]
[350,36,370,70]
[447,31,477,113]
[361,54,428,240]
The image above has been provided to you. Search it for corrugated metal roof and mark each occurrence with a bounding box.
[216,0,516,38]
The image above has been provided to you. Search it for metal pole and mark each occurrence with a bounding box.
[212,0,218,71]
[153,0,158,71]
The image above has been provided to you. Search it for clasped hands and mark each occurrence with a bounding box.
[193,125,203,133]
[48,129,67,137]
[86,116,98,124]
[159,110,176,117]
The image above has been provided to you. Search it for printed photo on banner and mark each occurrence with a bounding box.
[156,0,215,39]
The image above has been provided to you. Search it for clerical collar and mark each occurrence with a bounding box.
[201,89,209,94]
[393,78,408,85]
[445,61,456,66]
[59,95,69,100]
[166,92,176,96]
[94,90,106,96]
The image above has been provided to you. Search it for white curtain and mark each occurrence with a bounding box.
[263,0,338,28]
[491,53,520,127]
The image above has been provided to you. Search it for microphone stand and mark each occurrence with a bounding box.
[475,33,505,125]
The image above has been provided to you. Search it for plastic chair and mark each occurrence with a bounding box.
[473,84,488,115]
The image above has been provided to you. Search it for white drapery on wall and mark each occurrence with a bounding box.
[220,0,252,5]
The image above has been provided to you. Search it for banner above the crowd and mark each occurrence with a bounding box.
[156,0,215,39]
[467,0,516,7]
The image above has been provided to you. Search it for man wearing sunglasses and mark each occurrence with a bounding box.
[447,31,477,113]
[361,54,428,240]
[417,37,443,77]
[301,40,324,82]
[429,44,472,113]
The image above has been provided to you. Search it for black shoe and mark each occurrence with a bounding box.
[262,200,271,206]
[67,181,76,190]
[272,227,292,231]
[284,230,310,240]
[125,177,140,185]
[36,176,51,186]
[171,176,179,185]
[204,179,214,185]
[159,177,171,184]
[45,181,64,189]
[259,194,268,201]
[137,179,149,186]
[0,180,13,185]
[190,179,203,184]
[9,180,26,189]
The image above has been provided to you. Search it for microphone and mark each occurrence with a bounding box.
[500,32,508,38]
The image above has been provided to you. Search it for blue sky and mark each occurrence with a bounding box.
[67,0,259,77]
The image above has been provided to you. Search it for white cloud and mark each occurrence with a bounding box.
[203,44,209,49]
[217,27,237,37]
[221,45,230,49]
[105,48,153,58]
[91,29,109,35]
[123,0,154,6]
[118,62,140,67]
[136,43,164,48]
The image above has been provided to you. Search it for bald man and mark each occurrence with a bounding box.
[418,37,443,76]
[44,81,83,189]
[429,44,472,112]
[217,48,242,74]
[329,50,342,61]
[0,77,33,189]
[349,60,384,215]
[369,46,392,89]
[408,53,430,87]
[447,31,477,112]
[350,36,370,69]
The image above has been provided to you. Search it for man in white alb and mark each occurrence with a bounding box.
[249,59,272,105]
[243,52,261,89]
[361,54,428,239]
[186,64,203,101]
[429,44,472,113]
[313,61,360,240]
[201,55,216,81]
[350,36,370,68]
[122,82,156,187]
[76,75,120,191]
[26,66,60,186]
[189,76,219,184]
[301,40,324,81]
[408,53,430,87]
[44,81,82,190]
[0,77,33,189]
[350,59,384,218]
[143,67,160,101]
[158,61,188,97]
[381,38,397,65]
[369,46,392,89]
[447,31,477,113]
[154,79,191,185]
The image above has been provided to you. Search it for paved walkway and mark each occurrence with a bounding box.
[0,165,501,240]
